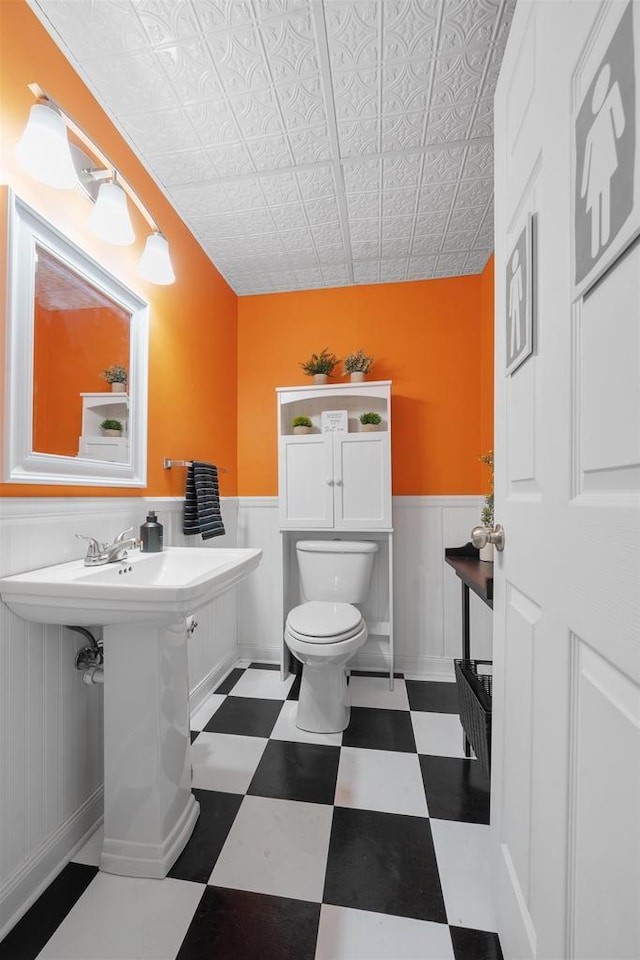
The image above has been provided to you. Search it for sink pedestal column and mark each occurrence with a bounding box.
[100,620,200,878]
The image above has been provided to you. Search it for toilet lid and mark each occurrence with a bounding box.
[287,601,362,640]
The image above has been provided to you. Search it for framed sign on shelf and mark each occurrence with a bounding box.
[321,410,348,433]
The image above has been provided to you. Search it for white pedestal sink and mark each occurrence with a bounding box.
[0,547,261,878]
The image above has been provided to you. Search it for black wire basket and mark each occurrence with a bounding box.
[454,659,493,778]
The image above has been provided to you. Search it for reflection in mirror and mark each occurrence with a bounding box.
[33,246,131,460]
[4,193,149,486]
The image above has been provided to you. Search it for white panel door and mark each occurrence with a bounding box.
[278,435,334,529]
[333,433,392,530]
[493,3,640,960]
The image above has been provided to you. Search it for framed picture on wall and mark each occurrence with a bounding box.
[572,0,639,297]
[505,213,535,376]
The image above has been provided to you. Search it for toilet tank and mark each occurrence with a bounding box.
[296,540,378,603]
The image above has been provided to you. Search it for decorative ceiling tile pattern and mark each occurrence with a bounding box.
[32,0,515,294]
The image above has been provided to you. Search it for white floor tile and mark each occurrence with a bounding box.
[430,818,497,932]
[191,732,267,794]
[210,795,333,903]
[190,693,226,731]
[348,676,410,710]
[315,904,454,960]
[270,701,343,747]
[71,826,103,867]
[37,874,203,959]
[335,747,428,817]
[411,711,470,758]
[228,667,294,700]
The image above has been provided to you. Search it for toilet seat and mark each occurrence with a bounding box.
[286,600,363,645]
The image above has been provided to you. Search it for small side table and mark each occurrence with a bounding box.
[445,543,494,756]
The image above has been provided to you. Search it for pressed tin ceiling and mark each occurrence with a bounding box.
[30,0,515,295]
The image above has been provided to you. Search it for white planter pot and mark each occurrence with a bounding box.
[293,426,312,435]
[313,374,328,384]
[350,371,365,382]
[479,540,494,562]
[111,382,126,393]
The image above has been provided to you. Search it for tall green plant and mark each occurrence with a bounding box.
[479,449,494,527]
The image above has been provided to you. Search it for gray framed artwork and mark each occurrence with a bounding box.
[574,0,639,295]
[506,214,534,376]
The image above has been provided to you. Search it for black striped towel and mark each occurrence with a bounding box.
[182,461,226,540]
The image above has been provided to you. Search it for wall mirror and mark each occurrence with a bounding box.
[4,193,149,486]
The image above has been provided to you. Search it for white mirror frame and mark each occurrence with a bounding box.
[4,193,149,487]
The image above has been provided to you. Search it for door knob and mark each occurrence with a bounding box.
[471,524,505,552]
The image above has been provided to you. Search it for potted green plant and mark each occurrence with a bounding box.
[101,364,128,393]
[344,349,374,382]
[360,411,382,432]
[299,348,338,384]
[100,418,123,437]
[292,415,313,435]
[479,450,494,561]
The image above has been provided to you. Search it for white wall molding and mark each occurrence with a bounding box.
[0,786,103,940]
[236,494,493,676]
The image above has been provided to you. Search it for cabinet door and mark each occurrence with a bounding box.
[333,433,391,529]
[279,435,334,528]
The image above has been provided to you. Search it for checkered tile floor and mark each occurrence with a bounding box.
[1,662,502,960]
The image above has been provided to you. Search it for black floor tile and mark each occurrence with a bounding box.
[203,696,283,738]
[342,706,417,752]
[287,673,301,701]
[214,667,246,695]
[249,662,280,671]
[323,807,447,923]
[450,925,504,960]
[406,679,460,713]
[0,863,97,960]
[190,730,199,744]
[420,755,490,824]
[248,740,340,805]
[168,790,242,884]
[176,886,320,960]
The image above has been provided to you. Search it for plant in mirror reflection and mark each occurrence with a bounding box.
[101,364,127,384]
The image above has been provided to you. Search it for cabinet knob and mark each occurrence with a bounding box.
[335,478,343,486]
[326,478,334,486]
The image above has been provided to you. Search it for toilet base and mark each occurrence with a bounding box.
[296,662,350,733]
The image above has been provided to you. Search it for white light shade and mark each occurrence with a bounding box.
[138,232,175,285]
[15,101,78,189]
[89,181,135,246]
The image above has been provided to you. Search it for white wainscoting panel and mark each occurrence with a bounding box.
[0,496,239,938]
[237,496,493,677]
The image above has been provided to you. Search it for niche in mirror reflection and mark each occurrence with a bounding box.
[33,245,132,463]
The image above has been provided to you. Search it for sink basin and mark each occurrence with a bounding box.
[0,546,262,626]
[0,545,262,880]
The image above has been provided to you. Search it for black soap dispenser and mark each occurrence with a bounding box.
[140,510,163,553]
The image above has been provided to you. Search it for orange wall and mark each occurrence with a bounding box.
[33,305,129,457]
[238,275,493,497]
[479,255,495,459]
[0,0,237,497]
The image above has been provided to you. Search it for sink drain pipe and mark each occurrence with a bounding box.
[68,625,104,685]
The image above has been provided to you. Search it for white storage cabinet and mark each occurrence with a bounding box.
[276,381,395,686]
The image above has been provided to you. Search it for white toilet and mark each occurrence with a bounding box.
[285,539,378,733]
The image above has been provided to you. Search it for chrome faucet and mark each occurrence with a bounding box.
[76,527,142,566]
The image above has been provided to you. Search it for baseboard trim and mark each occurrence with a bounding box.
[238,642,283,665]
[189,649,239,714]
[352,651,456,680]
[0,786,103,941]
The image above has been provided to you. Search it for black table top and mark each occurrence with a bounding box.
[445,543,493,608]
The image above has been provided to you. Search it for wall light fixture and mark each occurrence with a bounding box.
[15,84,175,285]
